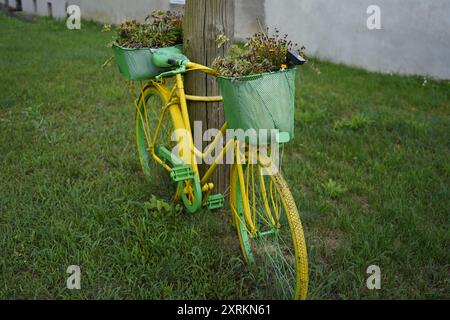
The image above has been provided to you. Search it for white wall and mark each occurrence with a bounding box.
[1,0,18,9]
[77,0,256,38]
[235,0,264,40]
[75,0,175,24]
[11,0,68,18]
[265,0,450,80]
[12,0,179,22]
[13,0,259,37]
[7,0,450,79]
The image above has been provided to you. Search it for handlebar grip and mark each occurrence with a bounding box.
[155,64,187,80]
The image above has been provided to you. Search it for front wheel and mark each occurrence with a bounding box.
[230,155,308,300]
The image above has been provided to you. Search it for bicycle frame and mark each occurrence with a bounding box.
[136,61,282,231]
[133,61,308,300]
[136,62,236,195]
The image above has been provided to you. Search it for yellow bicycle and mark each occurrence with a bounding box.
[133,54,308,299]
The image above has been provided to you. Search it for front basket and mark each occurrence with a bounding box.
[217,68,297,143]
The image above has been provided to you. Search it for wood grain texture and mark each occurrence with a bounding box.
[184,0,235,195]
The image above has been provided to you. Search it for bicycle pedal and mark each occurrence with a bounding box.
[170,165,194,182]
[206,194,225,210]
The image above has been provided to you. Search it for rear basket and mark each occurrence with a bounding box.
[112,44,182,81]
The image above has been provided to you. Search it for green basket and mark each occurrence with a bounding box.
[112,44,183,81]
[217,68,297,144]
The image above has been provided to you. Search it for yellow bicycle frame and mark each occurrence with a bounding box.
[137,62,261,234]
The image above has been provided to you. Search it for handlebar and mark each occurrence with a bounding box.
[155,61,220,80]
[152,47,305,80]
[185,62,220,76]
[155,62,187,79]
[152,47,220,79]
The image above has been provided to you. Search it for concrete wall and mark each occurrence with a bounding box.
[4,0,449,79]
[11,0,260,38]
[12,0,177,22]
[75,0,178,25]
[23,0,67,18]
[235,0,264,40]
[77,0,260,39]
[1,0,20,10]
[0,0,68,17]
[265,0,450,79]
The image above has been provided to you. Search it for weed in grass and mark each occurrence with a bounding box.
[322,179,347,199]
[334,113,372,131]
[144,196,181,213]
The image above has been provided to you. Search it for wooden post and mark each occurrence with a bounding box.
[183,0,235,195]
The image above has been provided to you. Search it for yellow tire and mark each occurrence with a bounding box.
[135,84,202,213]
[136,85,172,182]
[230,158,308,300]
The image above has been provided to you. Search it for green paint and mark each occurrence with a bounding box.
[205,194,225,210]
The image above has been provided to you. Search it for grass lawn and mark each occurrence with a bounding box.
[0,13,449,299]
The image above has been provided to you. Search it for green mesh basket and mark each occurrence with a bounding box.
[217,68,297,143]
[112,44,183,81]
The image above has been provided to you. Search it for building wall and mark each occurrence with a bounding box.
[1,0,68,17]
[265,0,450,79]
[1,0,18,9]
[74,0,175,24]
[5,0,449,79]
[235,0,264,40]
[10,0,261,37]
[76,0,260,39]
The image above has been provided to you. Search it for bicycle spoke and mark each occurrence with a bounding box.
[233,159,301,299]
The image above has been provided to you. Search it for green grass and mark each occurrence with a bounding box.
[0,13,449,299]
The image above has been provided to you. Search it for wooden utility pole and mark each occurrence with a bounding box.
[183,0,235,195]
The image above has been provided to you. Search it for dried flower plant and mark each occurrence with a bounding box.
[112,10,183,49]
[212,45,274,77]
[146,10,183,44]
[213,28,305,77]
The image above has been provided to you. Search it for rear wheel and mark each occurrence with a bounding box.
[135,85,202,213]
[136,85,173,182]
[230,150,308,300]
